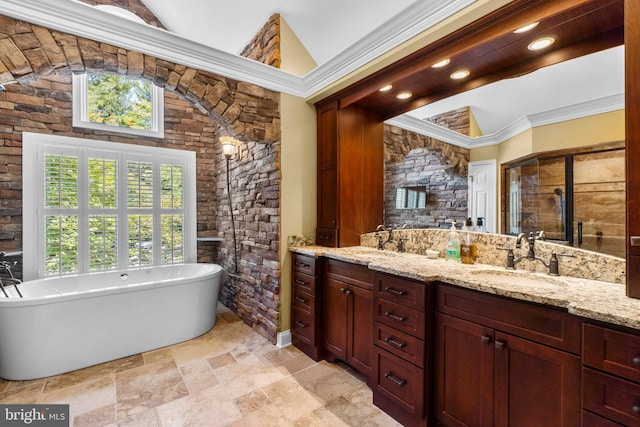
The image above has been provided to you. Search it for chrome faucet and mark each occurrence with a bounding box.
[509,231,573,275]
[375,224,407,252]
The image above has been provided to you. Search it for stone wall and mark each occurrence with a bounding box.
[77,0,167,29]
[0,13,282,343]
[425,106,471,136]
[240,13,281,69]
[384,124,470,229]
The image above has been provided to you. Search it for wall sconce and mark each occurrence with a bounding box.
[219,136,238,159]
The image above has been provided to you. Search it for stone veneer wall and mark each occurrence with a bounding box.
[425,106,471,136]
[240,14,281,69]
[384,124,470,229]
[77,0,167,29]
[0,13,282,343]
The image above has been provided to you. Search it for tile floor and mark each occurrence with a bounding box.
[0,304,402,427]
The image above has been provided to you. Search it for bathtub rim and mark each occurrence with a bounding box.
[0,263,223,307]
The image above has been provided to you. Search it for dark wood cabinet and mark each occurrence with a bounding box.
[582,323,640,426]
[322,259,373,380]
[291,253,322,360]
[315,100,383,247]
[372,272,432,427]
[435,285,581,427]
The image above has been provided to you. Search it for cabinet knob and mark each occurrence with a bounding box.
[384,336,407,349]
[481,335,492,345]
[495,340,506,351]
[633,356,640,366]
[384,372,406,387]
[384,312,406,322]
[384,286,406,296]
[633,404,640,415]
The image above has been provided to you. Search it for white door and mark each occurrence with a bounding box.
[468,160,497,233]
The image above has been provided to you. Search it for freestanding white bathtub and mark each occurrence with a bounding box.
[0,263,223,380]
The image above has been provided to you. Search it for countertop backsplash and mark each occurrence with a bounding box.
[290,229,625,284]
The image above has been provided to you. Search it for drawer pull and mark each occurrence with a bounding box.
[384,312,406,322]
[384,337,407,349]
[295,296,307,303]
[384,286,406,296]
[295,262,310,268]
[495,340,506,351]
[633,356,640,366]
[295,279,308,286]
[295,320,308,328]
[481,335,492,345]
[318,234,331,240]
[340,288,353,295]
[633,404,640,415]
[384,372,406,387]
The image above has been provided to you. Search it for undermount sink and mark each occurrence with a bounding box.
[469,269,568,288]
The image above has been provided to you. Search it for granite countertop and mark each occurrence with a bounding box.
[290,245,639,330]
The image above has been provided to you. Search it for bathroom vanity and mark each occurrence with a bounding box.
[289,245,640,427]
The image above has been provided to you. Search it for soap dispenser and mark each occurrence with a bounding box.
[445,221,461,262]
[461,218,477,264]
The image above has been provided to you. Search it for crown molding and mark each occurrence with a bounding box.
[387,93,625,149]
[0,0,307,97]
[0,0,475,100]
[302,0,476,97]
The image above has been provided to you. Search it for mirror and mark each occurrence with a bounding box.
[383,46,625,259]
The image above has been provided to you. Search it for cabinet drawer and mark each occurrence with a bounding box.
[374,298,425,339]
[374,273,426,311]
[373,347,425,418]
[325,259,373,291]
[437,284,581,353]
[373,321,424,368]
[316,227,337,247]
[292,306,315,346]
[292,253,316,276]
[292,287,315,313]
[583,368,640,427]
[292,270,316,296]
[584,323,640,383]
[582,410,625,427]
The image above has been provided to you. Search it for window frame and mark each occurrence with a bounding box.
[23,132,196,281]
[72,73,165,138]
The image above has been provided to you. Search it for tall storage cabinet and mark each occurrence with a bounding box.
[315,100,384,247]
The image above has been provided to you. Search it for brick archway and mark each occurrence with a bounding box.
[0,15,280,144]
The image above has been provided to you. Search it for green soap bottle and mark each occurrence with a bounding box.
[445,221,461,262]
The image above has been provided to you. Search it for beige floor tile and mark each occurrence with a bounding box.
[212,352,286,399]
[43,354,144,393]
[73,404,116,427]
[155,386,243,427]
[143,346,174,365]
[293,406,354,427]
[115,407,160,427]
[39,374,116,424]
[169,333,230,367]
[115,358,188,421]
[207,352,236,370]
[0,380,44,404]
[219,310,241,323]
[0,378,8,393]
[226,403,293,427]
[233,388,271,416]
[179,360,219,393]
[261,376,323,421]
[275,353,317,376]
[292,361,362,404]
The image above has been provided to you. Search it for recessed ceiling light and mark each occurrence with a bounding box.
[450,69,470,80]
[528,37,555,51]
[431,58,450,68]
[379,84,393,92]
[514,22,539,33]
[396,91,412,100]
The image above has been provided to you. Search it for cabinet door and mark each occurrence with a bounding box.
[348,284,373,377]
[435,313,494,427]
[316,102,338,231]
[322,277,348,360]
[494,331,580,427]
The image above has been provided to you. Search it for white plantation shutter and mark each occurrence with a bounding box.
[23,133,196,280]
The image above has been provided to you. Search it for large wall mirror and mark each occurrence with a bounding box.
[368,0,625,259]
